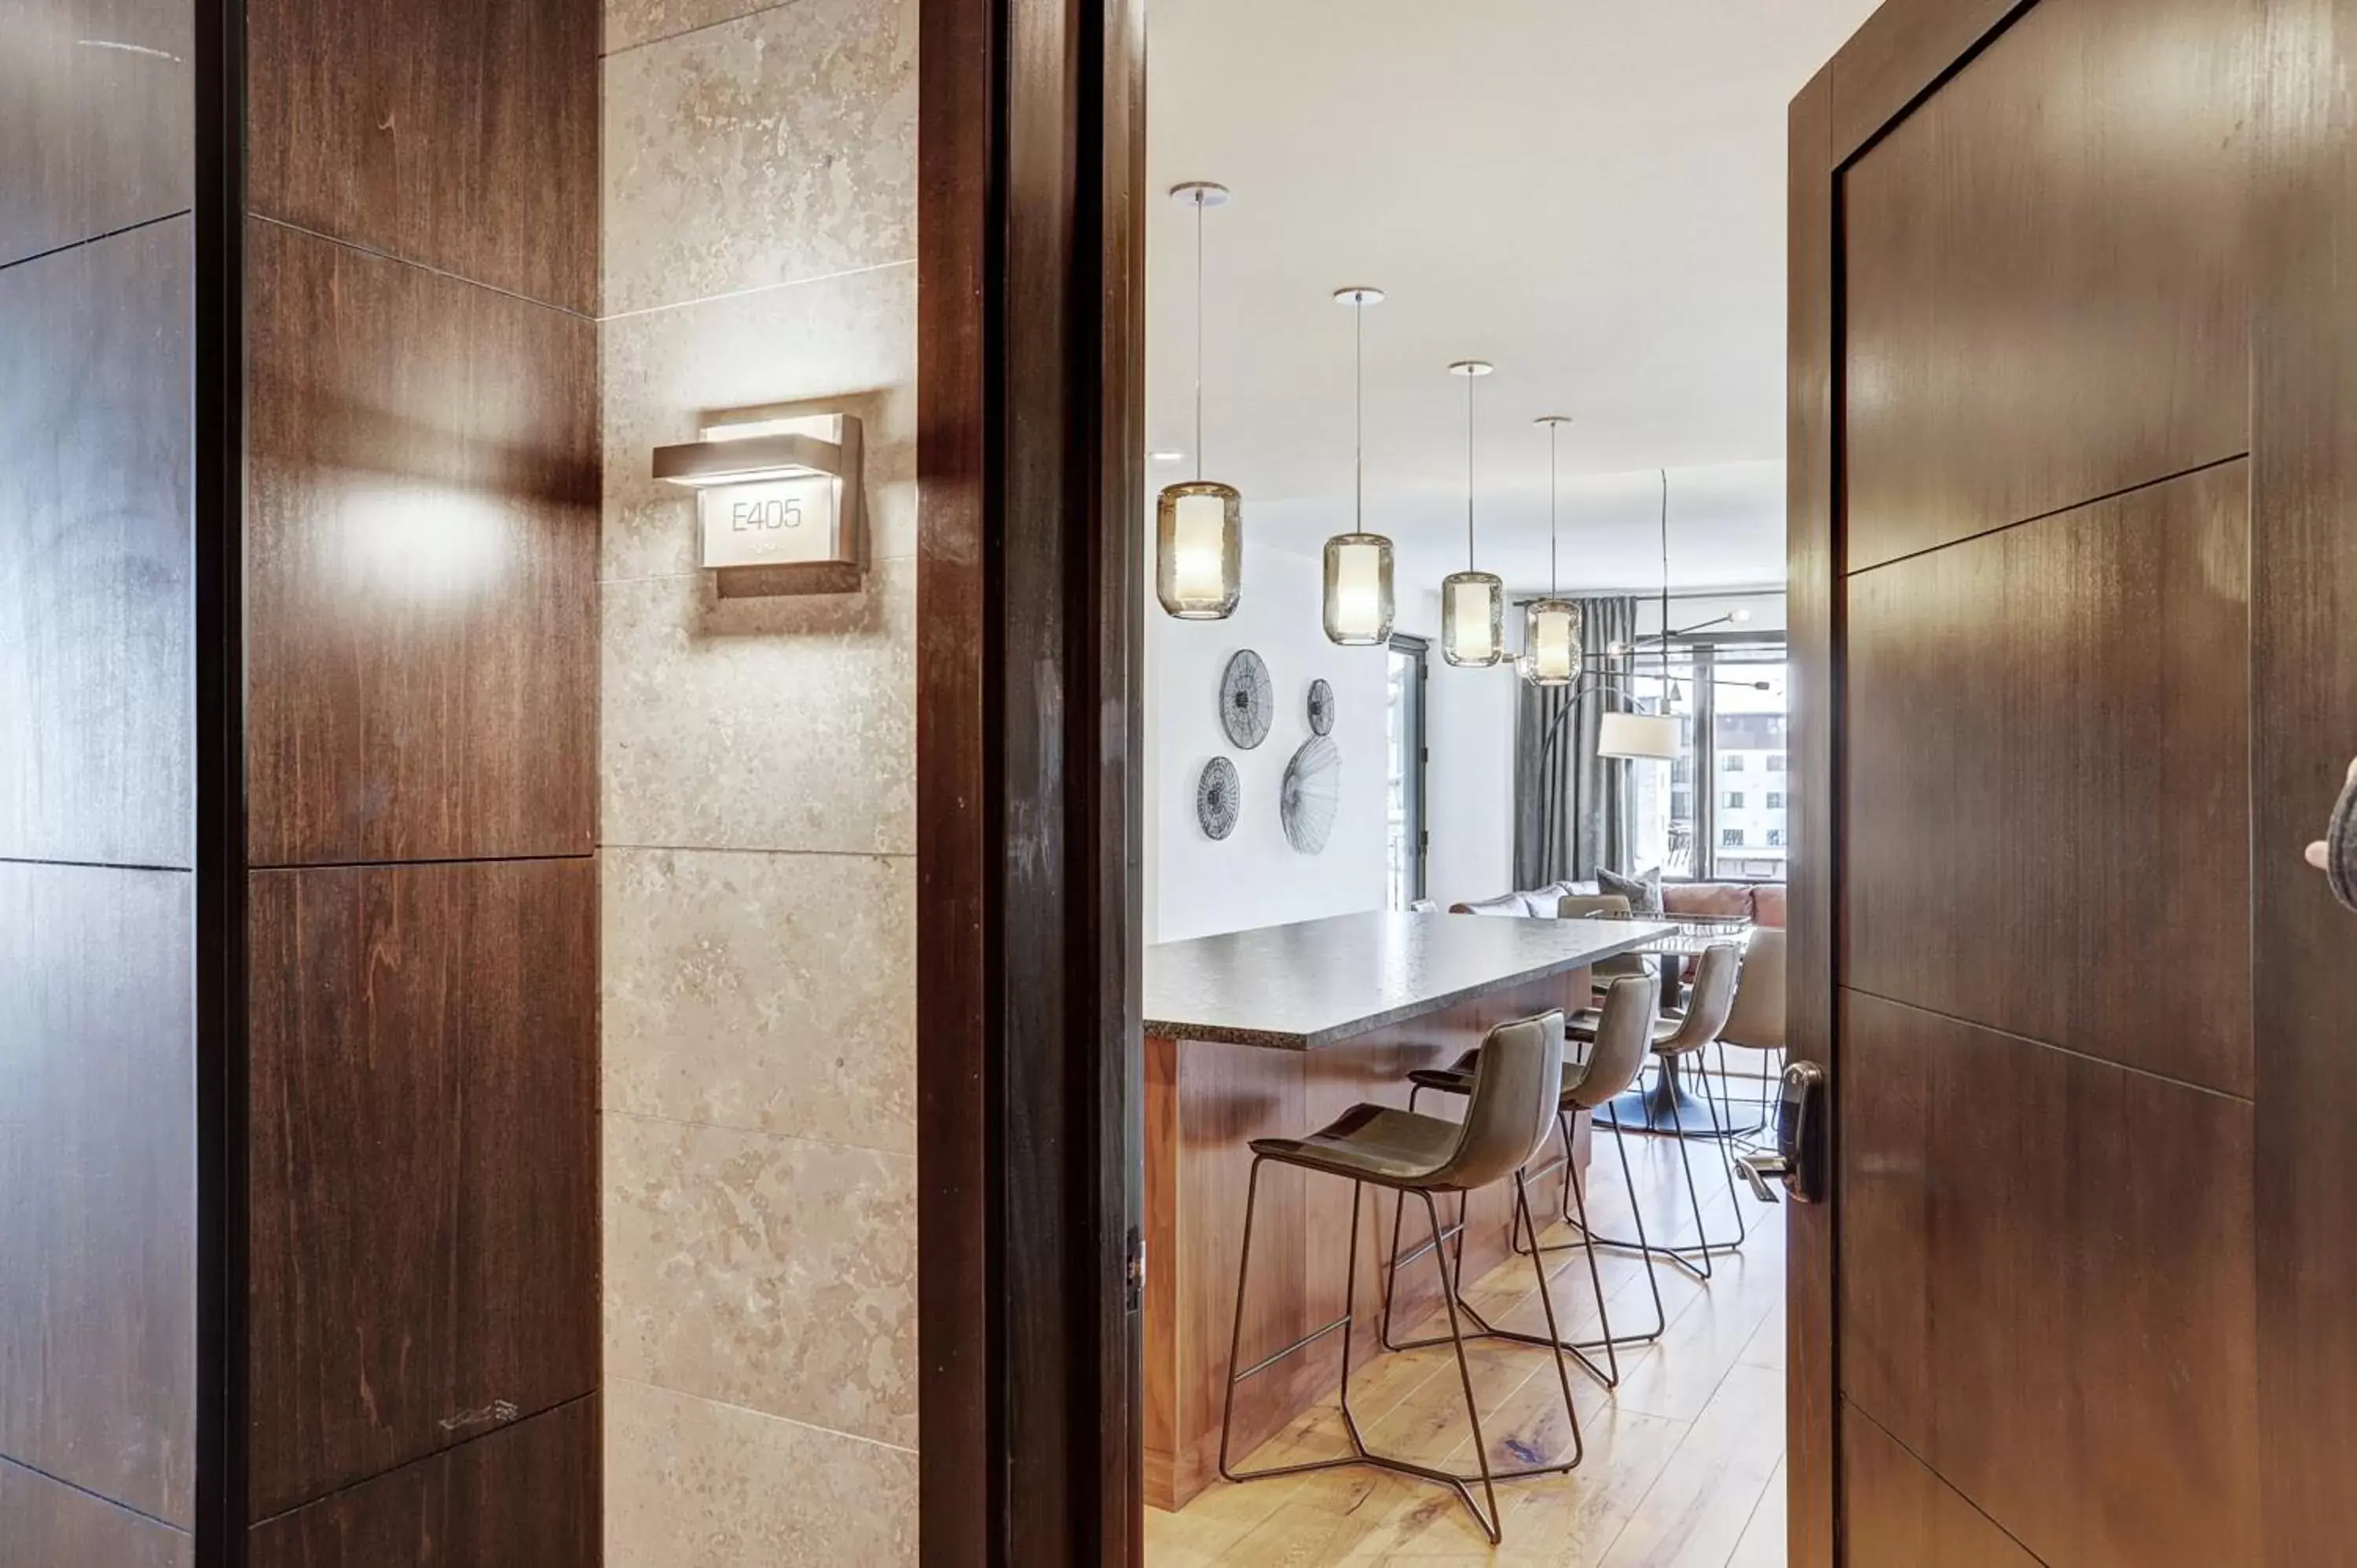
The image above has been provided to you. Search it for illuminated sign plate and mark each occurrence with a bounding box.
[698,474,842,568]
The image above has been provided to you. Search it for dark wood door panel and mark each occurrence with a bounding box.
[0,0,192,267]
[1845,460,2251,1095]
[245,0,596,313]
[0,219,194,870]
[1841,992,2259,1568]
[244,220,597,868]
[0,1456,192,1568]
[246,859,598,1519]
[245,1397,598,1568]
[1842,1412,2040,1568]
[1842,0,2253,571]
[2252,0,2357,1550]
[0,864,196,1527]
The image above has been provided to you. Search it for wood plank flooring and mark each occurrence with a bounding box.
[1146,1076,1787,1566]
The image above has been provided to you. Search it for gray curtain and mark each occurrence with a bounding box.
[1513,595,1637,888]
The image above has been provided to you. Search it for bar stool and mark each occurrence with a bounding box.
[1391,973,1666,1388]
[1571,941,1749,1280]
[1217,1010,1579,1544]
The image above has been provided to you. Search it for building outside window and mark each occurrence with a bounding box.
[1625,632,1790,882]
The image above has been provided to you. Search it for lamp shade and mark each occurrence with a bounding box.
[1156,480,1242,618]
[1323,531,1395,645]
[1440,570,1504,667]
[1518,597,1582,686]
[1597,711,1681,763]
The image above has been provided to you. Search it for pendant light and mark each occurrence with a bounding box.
[1518,415,1582,686]
[1156,182,1242,619]
[1323,288,1395,645]
[1439,360,1504,667]
[1597,468,1683,762]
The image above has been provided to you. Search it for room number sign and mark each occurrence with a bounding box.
[700,474,840,568]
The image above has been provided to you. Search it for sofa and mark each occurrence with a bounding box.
[1450,878,1787,929]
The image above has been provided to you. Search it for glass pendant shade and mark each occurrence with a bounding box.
[1598,711,1682,763]
[1323,532,1395,645]
[1519,596,1582,686]
[1441,570,1505,667]
[1155,480,1242,618]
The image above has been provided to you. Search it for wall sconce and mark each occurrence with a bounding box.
[653,409,866,595]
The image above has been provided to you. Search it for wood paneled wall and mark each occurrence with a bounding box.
[0,1,199,1560]
[238,0,600,1555]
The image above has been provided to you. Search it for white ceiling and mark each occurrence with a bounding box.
[1144,0,1881,596]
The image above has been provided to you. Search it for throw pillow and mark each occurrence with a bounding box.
[1597,865,1663,916]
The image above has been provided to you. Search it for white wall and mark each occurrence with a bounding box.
[1146,541,1390,943]
[1408,589,1517,908]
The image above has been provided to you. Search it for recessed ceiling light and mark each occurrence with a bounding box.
[1152,450,1186,462]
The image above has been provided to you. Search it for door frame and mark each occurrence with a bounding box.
[1786,5,2046,1564]
[915,0,1148,1564]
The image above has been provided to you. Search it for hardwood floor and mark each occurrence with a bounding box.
[1146,1073,1787,1566]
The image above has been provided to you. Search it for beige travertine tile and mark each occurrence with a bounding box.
[605,1114,918,1445]
[603,0,915,316]
[605,1379,917,1568]
[604,0,771,56]
[599,262,915,583]
[603,846,915,1154]
[600,556,915,855]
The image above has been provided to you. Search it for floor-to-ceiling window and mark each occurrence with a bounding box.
[1384,634,1428,908]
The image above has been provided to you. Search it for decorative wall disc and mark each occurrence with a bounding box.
[1197,757,1241,841]
[1306,678,1336,737]
[1219,649,1274,749]
[1281,735,1343,854]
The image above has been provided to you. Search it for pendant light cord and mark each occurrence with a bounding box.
[1547,422,1560,595]
[1353,299,1365,530]
[1464,370,1476,570]
[1193,194,1206,482]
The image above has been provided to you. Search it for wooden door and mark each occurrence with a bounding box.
[1791,0,2357,1563]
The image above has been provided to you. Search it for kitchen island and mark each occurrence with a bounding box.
[1143,910,1672,1511]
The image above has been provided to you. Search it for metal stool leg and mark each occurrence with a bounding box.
[1420,1190,1504,1544]
[1219,1162,1369,1486]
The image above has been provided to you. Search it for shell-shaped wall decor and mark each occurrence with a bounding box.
[1306,678,1336,737]
[1219,649,1274,749]
[1281,735,1342,854]
[1197,757,1241,841]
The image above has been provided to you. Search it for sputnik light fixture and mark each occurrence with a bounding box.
[1322,287,1396,646]
[1519,415,1582,686]
[1439,360,1504,667]
[1156,181,1243,619]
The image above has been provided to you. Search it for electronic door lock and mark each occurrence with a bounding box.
[1735,1061,1827,1206]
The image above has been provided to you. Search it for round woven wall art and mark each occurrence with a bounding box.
[1219,649,1274,749]
[1197,756,1241,841]
[1306,678,1336,737]
[1281,735,1342,854]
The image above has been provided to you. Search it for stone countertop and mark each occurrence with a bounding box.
[1143,911,1676,1050]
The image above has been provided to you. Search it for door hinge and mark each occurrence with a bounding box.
[1124,1225,1146,1313]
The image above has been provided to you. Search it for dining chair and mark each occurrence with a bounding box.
[1392,973,1666,1387]
[1216,1011,1580,1544]
[1714,926,1786,1149]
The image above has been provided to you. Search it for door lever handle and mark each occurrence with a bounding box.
[1734,1151,1788,1205]
[2320,760,2357,913]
